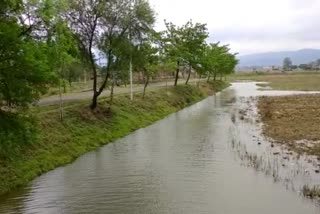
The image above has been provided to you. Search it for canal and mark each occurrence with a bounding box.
[0,82,318,213]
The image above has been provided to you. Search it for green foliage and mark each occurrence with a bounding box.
[162,20,208,66]
[162,20,239,85]
[0,15,53,107]
[0,112,37,159]
[201,43,238,79]
[63,61,84,86]
[161,20,238,82]
[0,0,239,196]
[133,41,159,76]
[66,0,156,108]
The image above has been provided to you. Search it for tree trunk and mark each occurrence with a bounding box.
[207,74,211,83]
[90,93,98,109]
[129,57,133,101]
[213,71,217,81]
[58,78,63,121]
[83,69,87,84]
[174,60,180,86]
[185,64,192,85]
[143,76,149,99]
[90,51,112,110]
[89,49,98,109]
[110,77,115,105]
[166,78,168,92]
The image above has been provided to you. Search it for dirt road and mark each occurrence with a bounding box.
[37,80,198,106]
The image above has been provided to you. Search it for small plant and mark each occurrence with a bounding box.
[302,185,320,199]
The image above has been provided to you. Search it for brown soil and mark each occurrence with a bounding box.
[258,94,320,156]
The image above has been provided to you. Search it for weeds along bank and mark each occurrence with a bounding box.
[0,82,229,196]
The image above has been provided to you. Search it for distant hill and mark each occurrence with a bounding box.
[238,49,320,67]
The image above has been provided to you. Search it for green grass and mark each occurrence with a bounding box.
[0,81,229,196]
[228,72,320,91]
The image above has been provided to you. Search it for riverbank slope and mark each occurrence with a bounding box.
[0,81,229,196]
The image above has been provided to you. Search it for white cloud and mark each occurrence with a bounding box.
[149,0,320,55]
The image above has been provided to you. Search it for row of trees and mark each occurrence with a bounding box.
[0,0,238,112]
[283,57,320,71]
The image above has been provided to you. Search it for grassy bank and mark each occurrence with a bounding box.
[0,81,229,196]
[229,72,320,91]
[258,94,320,156]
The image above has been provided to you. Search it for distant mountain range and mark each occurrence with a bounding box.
[237,49,320,67]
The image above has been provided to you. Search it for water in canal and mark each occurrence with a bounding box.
[0,82,319,213]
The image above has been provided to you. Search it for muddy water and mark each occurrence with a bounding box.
[0,82,319,214]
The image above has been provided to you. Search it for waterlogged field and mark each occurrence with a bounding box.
[229,72,320,91]
[258,95,320,154]
[228,83,320,203]
[228,73,320,200]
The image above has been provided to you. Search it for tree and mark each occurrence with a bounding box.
[105,35,132,105]
[162,22,183,86]
[99,0,155,105]
[63,61,84,87]
[66,0,155,109]
[180,22,208,85]
[66,0,106,109]
[299,64,312,70]
[218,52,238,80]
[200,43,238,82]
[162,20,208,86]
[133,40,159,98]
[41,0,80,120]
[0,2,53,109]
[283,57,292,71]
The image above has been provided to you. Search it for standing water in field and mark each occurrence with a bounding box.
[0,82,319,214]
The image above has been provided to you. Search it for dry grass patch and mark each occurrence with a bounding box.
[258,94,320,155]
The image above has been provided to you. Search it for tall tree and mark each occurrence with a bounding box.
[201,43,238,81]
[0,1,53,109]
[181,21,208,85]
[66,0,105,109]
[133,40,159,98]
[99,0,155,105]
[162,20,208,86]
[67,0,155,109]
[162,21,183,86]
[283,57,293,71]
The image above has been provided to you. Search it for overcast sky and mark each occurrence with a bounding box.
[149,0,320,55]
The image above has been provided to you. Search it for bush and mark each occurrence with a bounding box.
[0,111,37,160]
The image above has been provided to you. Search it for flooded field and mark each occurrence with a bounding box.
[0,82,319,214]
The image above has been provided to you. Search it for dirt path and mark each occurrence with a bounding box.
[37,79,198,106]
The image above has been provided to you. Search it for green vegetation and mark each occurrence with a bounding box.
[1,0,237,110]
[0,82,229,196]
[229,72,320,91]
[0,0,236,196]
